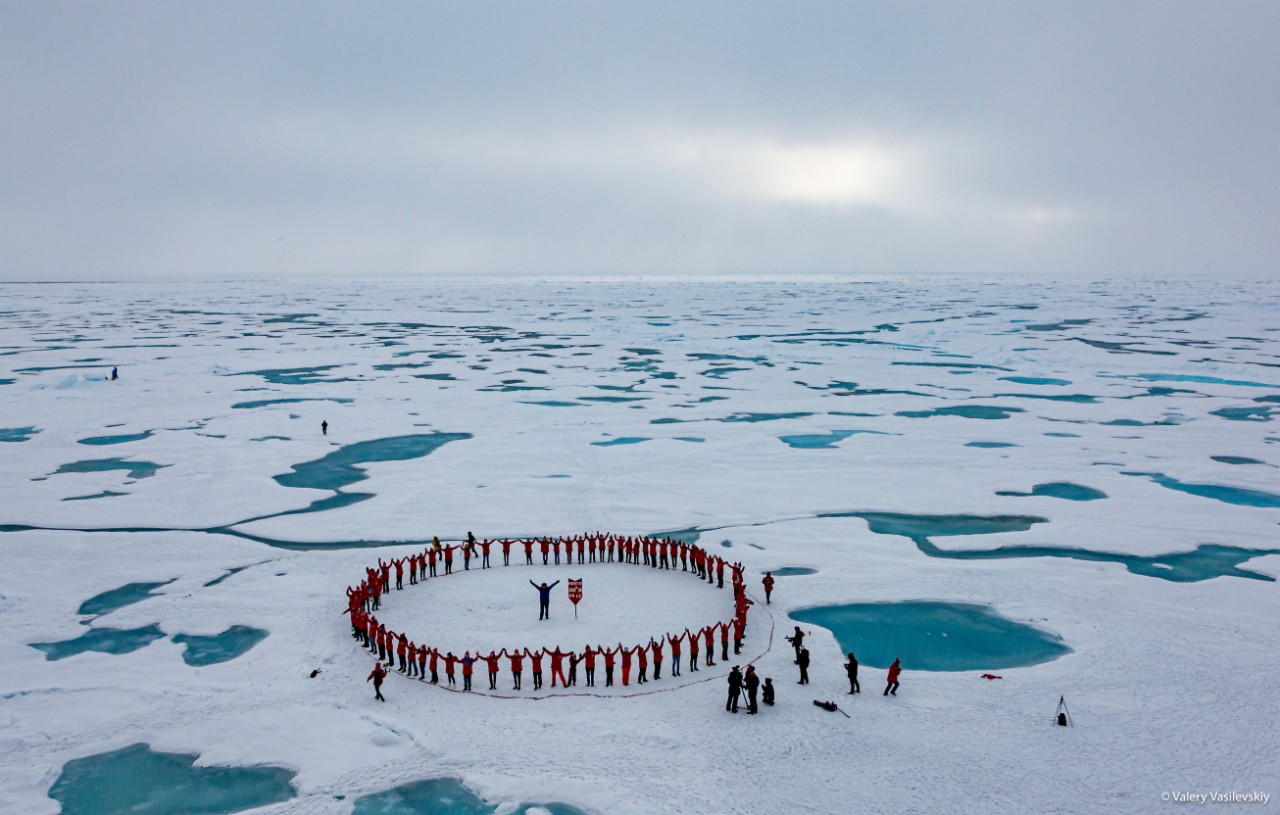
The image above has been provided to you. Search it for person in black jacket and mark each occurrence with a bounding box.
[845,652,860,693]
[797,646,810,684]
[787,626,805,663]
[743,665,761,714]
[762,677,775,706]
[726,666,743,712]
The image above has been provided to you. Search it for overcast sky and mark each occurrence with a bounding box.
[2,1,1277,281]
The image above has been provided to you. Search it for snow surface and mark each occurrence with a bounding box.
[1,278,1278,814]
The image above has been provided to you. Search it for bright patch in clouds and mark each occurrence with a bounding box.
[737,142,909,206]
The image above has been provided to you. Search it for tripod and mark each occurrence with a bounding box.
[1054,695,1073,727]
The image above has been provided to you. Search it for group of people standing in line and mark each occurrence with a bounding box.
[353,532,751,700]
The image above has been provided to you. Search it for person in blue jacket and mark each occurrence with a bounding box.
[530,580,560,620]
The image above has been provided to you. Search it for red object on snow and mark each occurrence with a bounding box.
[980,673,1003,680]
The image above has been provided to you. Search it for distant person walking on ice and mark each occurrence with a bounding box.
[531,580,560,620]
[845,652,861,694]
[321,420,328,435]
[797,646,810,685]
[762,571,774,604]
[367,662,387,701]
[110,366,118,380]
[884,658,901,695]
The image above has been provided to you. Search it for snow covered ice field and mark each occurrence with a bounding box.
[1,277,1278,814]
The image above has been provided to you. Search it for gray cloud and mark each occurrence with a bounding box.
[2,1,1277,280]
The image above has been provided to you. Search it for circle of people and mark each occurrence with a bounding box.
[350,532,752,697]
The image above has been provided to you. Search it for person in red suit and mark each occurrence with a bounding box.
[549,647,568,687]
[762,572,774,604]
[884,658,901,696]
[525,648,545,690]
[481,650,502,690]
[583,645,597,687]
[503,647,524,689]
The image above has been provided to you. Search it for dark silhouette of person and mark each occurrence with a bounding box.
[845,652,860,694]
[788,626,805,663]
[321,420,328,435]
[744,665,760,714]
[885,658,901,696]
[726,666,743,712]
[797,646,810,684]
[367,662,387,701]
[762,678,775,706]
[530,580,560,619]
[110,367,118,381]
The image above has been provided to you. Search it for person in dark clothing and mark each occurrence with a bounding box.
[797,646,810,685]
[321,420,328,435]
[726,666,743,713]
[762,678,775,706]
[367,662,387,701]
[845,652,861,694]
[530,580,560,620]
[787,626,805,663]
[743,665,760,714]
[110,366,118,380]
[885,658,901,696]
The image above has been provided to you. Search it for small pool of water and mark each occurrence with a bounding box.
[579,395,650,403]
[719,412,815,423]
[992,392,1098,403]
[172,626,269,666]
[0,426,40,442]
[892,361,1012,371]
[519,400,583,407]
[350,777,589,815]
[234,365,351,385]
[1131,373,1280,388]
[1123,471,1280,508]
[778,429,887,449]
[78,431,155,446]
[31,624,166,660]
[1211,456,1264,465]
[591,437,650,446]
[231,397,354,409]
[273,433,472,491]
[790,601,1071,671]
[78,580,173,616]
[966,441,1017,449]
[48,743,296,815]
[50,459,169,480]
[1211,406,1275,422]
[998,376,1071,386]
[765,567,817,576]
[896,405,1024,420]
[996,482,1107,501]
